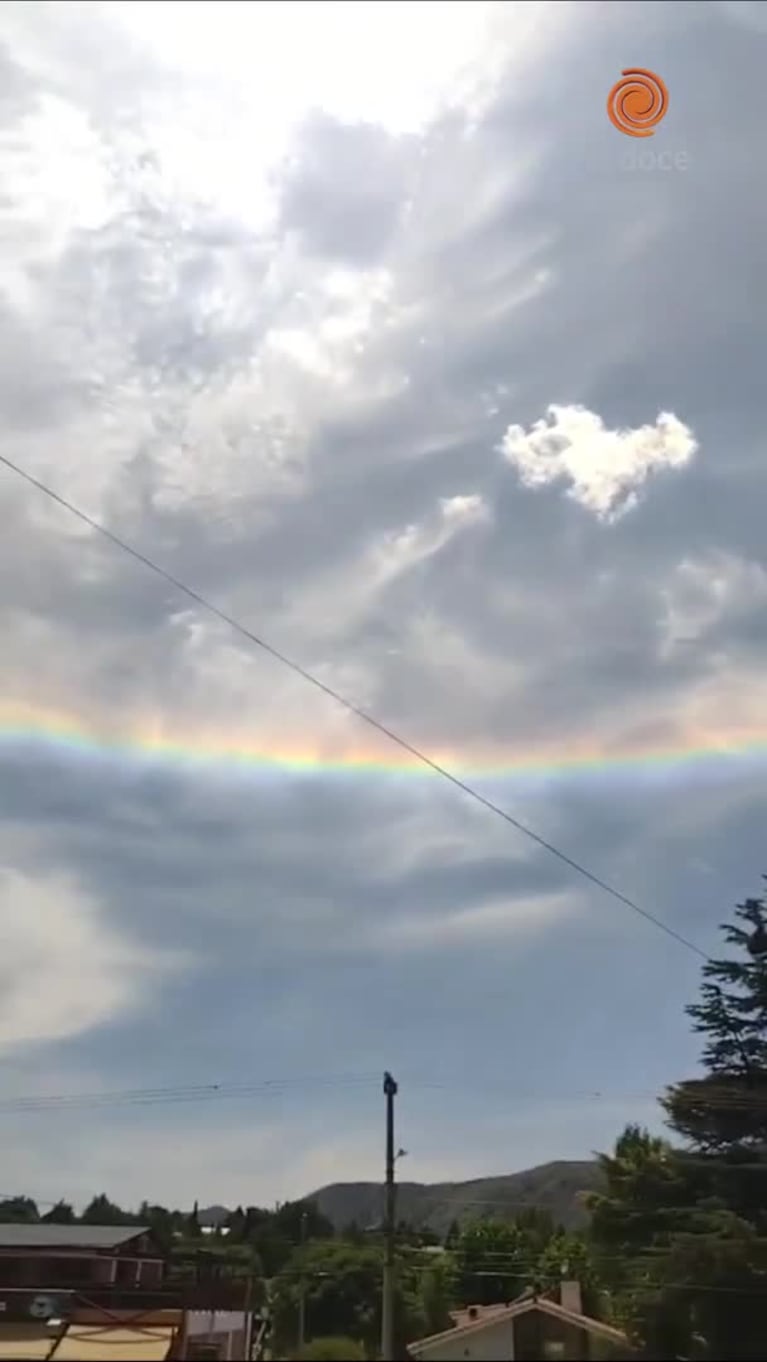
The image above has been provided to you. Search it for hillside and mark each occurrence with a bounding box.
[309,1160,604,1237]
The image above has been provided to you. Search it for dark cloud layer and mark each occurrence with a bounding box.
[0,0,765,1204]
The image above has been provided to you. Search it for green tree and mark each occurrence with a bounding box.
[515,1206,557,1256]
[41,1201,76,1225]
[225,1205,246,1241]
[243,1205,271,1239]
[663,889,767,1235]
[273,1236,436,1358]
[274,1198,334,1244]
[453,1219,527,1306]
[186,1200,201,1238]
[247,1198,334,1278]
[653,886,767,1357]
[638,1206,767,1361]
[0,1197,39,1223]
[272,1239,382,1356]
[298,1338,366,1361]
[80,1193,132,1225]
[587,1124,698,1283]
[417,1256,456,1335]
[537,1230,600,1316]
[138,1202,178,1253]
[590,884,767,1358]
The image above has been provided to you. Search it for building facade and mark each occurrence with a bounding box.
[0,1225,164,1296]
[408,1284,637,1362]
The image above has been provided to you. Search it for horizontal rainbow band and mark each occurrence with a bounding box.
[1,700,766,786]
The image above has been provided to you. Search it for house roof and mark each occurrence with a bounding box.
[0,1225,151,1251]
[50,1324,175,1360]
[447,1303,510,1332]
[71,1312,181,1328]
[408,1294,631,1356]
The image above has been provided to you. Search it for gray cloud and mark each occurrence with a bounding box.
[278,114,415,264]
[0,0,765,1204]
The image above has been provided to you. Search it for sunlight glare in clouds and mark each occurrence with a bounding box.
[104,1,554,228]
[113,0,505,132]
[1,96,114,276]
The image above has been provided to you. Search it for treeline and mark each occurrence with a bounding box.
[0,1192,337,1275]
[0,1185,588,1346]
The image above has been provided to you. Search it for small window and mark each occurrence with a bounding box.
[543,1343,566,1360]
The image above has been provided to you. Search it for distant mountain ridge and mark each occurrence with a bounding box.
[309,1160,604,1236]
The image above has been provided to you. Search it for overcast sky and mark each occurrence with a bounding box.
[0,0,766,1213]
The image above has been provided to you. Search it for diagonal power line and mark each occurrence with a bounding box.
[0,452,707,959]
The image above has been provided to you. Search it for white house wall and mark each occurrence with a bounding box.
[417,1317,515,1362]
[185,1310,247,1337]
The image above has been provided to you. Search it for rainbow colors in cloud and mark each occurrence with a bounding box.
[1,699,765,788]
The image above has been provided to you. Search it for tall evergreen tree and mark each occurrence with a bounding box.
[648,884,767,1357]
[663,886,767,1231]
[186,1200,201,1238]
[587,1125,700,1294]
[588,886,767,1358]
[662,893,767,1160]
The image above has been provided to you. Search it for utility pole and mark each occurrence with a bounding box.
[381,1071,398,1362]
[298,1209,308,1353]
[242,1273,254,1362]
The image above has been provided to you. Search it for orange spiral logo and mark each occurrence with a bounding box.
[607,68,668,138]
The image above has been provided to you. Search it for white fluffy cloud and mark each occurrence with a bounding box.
[500,405,698,520]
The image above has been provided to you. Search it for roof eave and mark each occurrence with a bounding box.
[409,1297,631,1355]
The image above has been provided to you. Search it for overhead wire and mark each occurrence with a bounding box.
[0,452,707,960]
[0,1072,766,1117]
[0,1072,380,1115]
[266,1262,767,1294]
[413,1076,767,1110]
